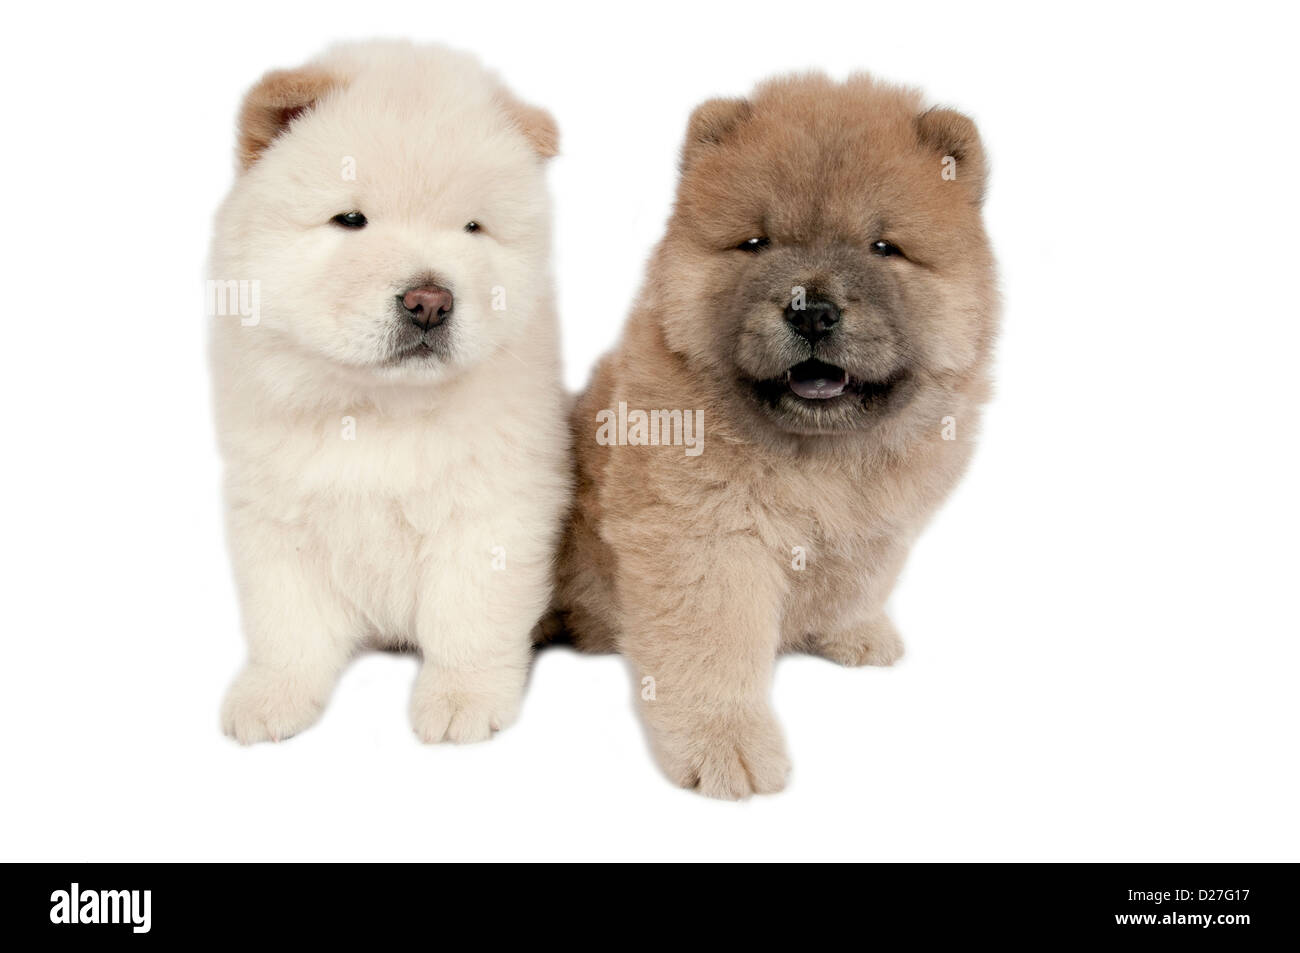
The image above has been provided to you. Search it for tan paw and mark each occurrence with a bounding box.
[812,615,905,667]
[221,665,325,744]
[410,666,522,744]
[651,705,791,800]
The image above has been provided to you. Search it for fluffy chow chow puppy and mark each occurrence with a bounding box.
[209,41,569,744]
[551,74,998,798]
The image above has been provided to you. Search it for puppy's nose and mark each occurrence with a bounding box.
[784,295,841,343]
[400,285,454,330]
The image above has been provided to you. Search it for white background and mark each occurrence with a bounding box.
[1,0,1296,861]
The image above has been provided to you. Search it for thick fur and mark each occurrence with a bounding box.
[210,41,569,744]
[551,74,998,798]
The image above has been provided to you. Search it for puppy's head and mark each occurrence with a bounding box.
[210,41,558,388]
[654,74,996,438]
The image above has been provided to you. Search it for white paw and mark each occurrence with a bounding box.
[221,665,325,744]
[410,666,523,744]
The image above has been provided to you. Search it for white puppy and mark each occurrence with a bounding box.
[208,41,569,744]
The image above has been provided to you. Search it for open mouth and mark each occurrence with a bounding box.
[785,359,899,403]
[750,359,904,414]
[786,359,850,399]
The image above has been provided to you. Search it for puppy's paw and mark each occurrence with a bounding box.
[652,706,791,800]
[410,666,523,744]
[221,665,324,744]
[812,615,905,667]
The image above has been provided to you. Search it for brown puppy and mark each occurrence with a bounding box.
[552,74,999,798]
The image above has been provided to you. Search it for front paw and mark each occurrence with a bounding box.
[649,704,791,800]
[410,665,524,744]
[811,615,904,667]
[221,665,325,744]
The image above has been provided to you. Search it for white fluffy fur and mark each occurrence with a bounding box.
[209,42,570,744]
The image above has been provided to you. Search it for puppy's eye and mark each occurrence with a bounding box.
[872,239,903,257]
[737,237,769,252]
[464,221,481,233]
[331,211,367,229]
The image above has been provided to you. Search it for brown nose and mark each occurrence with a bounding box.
[399,285,454,330]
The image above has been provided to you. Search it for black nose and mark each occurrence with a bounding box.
[784,295,841,343]
[399,285,454,330]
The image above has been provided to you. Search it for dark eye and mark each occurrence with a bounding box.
[872,239,903,257]
[331,211,367,229]
[464,221,481,233]
[737,237,769,252]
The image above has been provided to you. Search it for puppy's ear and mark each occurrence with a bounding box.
[496,91,559,159]
[915,107,987,204]
[681,97,752,169]
[236,66,341,171]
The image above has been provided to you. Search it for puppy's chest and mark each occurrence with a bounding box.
[778,510,880,592]
[740,466,899,623]
[780,529,880,628]
[229,420,489,577]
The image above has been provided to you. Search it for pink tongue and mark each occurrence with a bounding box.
[788,369,848,399]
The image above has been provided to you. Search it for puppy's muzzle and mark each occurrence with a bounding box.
[784,294,841,344]
[398,284,454,331]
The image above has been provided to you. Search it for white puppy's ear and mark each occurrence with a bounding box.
[496,91,559,159]
[680,98,752,171]
[236,66,341,171]
[496,92,559,158]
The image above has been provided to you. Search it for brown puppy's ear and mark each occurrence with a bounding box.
[915,107,987,204]
[681,97,752,169]
[495,91,560,159]
[236,66,341,171]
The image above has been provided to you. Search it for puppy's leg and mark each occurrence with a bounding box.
[548,493,621,653]
[221,522,358,744]
[409,530,546,744]
[810,613,904,667]
[806,542,907,667]
[409,605,532,745]
[618,534,791,800]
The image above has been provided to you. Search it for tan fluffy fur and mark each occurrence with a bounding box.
[551,73,999,798]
